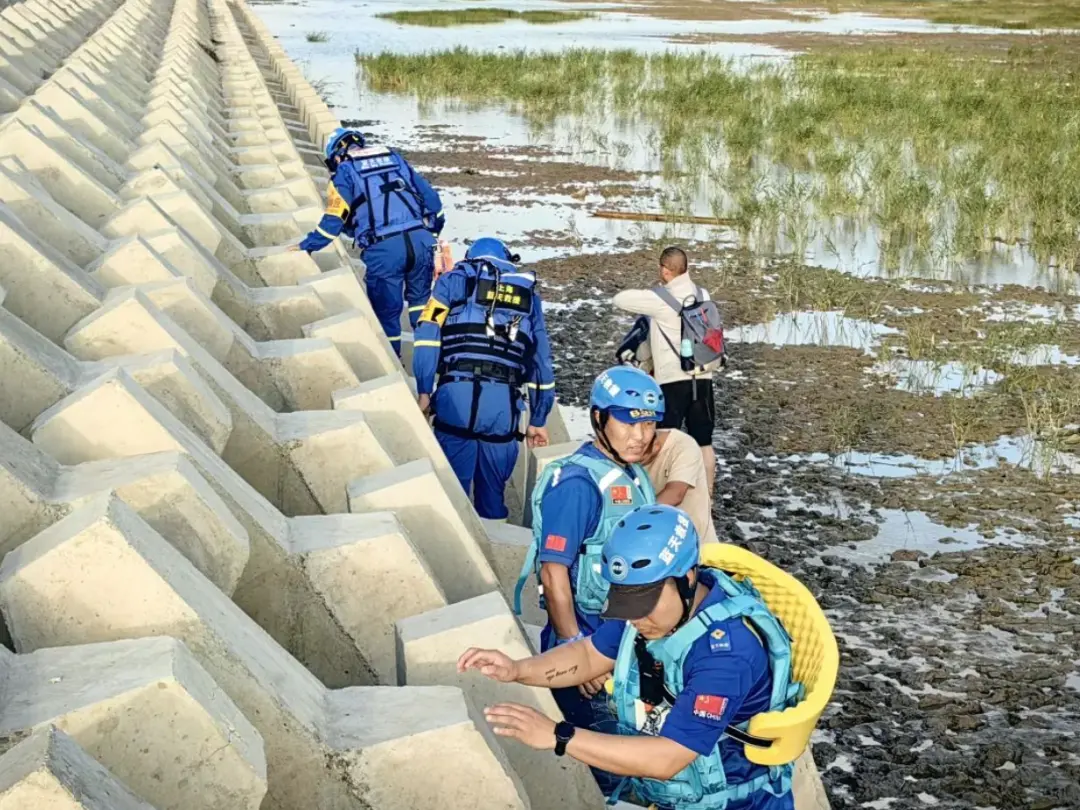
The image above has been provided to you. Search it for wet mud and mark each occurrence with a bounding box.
[538,247,1080,810]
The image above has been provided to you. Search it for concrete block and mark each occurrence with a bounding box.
[290,512,448,685]
[0,496,527,810]
[323,686,528,810]
[0,637,266,810]
[0,726,157,810]
[0,419,247,594]
[396,591,603,810]
[482,519,545,627]
[793,748,831,810]
[348,458,501,604]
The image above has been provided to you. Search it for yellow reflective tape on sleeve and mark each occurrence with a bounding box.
[325,181,350,219]
[414,340,442,348]
[315,226,337,240]
[418,297,449,327]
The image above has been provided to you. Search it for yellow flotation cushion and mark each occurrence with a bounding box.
[700,543,838,767]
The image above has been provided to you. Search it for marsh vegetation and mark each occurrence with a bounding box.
[359,45,1080,274]
[375,8,592,26]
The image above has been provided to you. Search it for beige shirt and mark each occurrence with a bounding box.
[613,273,719,386]
[645,429,718,545]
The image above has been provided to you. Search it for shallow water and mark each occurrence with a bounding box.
[256,0,1075,289]
[726,310,899,354]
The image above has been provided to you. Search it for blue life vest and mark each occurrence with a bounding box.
[513,450,656,616]
[337,146,430,249]
[608,569,802,810]
[434,256,541,442]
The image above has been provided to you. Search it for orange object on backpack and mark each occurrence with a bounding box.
[433,240,454,279]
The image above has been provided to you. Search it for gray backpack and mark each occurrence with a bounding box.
[653,285,726,372]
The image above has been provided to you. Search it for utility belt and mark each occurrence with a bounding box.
[440,358,524,386]
[357,223,430,251]
[433,358,526,444]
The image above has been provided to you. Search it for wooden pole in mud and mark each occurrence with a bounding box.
[592,210,739,227]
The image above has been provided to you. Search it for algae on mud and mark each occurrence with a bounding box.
[375,8,593,27]
[357,45,1080,274]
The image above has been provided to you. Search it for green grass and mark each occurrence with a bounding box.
[305,30,331,42]
[357,45,1080,272]
[375,8,592,27]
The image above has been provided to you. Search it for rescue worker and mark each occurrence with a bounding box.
[512,365,663,793]
[463,504,798,810]
[291,127,444,355]
[413,237,555,520]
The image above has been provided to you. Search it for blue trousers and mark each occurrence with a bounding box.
[435,429,519,519]
[361,229,435,356]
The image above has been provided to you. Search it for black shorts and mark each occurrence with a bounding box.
[660,379,715,447]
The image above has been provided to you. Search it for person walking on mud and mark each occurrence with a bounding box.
[614,247,724,495]
[290,127,444,356]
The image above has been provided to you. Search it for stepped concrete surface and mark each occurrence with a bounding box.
[0,497,528,810]
[396,591,604,810]
[0,637,266,810]
[0,726,159,810]
[0,0,830,806]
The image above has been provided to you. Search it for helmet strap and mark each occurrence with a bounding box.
[673,570,697,629]
[593,408,631,468]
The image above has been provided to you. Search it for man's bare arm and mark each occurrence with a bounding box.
[656,480,691,507]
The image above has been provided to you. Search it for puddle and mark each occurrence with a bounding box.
[788,434,1080,479]
[821,508,1026,566]
[725,310,899,354]
[869,357,1004,396]
[432,187,725,261]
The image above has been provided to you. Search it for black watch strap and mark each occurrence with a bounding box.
[554,721,575,756]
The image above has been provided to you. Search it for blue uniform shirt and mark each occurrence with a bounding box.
[299,151,443,253]
[536,443,619,649]
[590,571,794,810]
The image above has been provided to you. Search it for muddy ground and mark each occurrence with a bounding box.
[283,6,1080,801]
[528,240,1080,809]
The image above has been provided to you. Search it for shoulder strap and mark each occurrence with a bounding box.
[652,285,684,314]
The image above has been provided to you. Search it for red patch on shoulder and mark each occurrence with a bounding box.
[610,485,632,505]
[544,534,567,552]
[692,695,728,722]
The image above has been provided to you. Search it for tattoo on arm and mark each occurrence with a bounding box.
[544,665,579,683]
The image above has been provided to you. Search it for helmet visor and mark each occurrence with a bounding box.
[602,580,666,620]
[607,406,662,424]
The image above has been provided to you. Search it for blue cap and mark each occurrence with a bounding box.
[601,505,700,619]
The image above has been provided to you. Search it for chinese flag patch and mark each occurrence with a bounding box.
[692,695,728,722]
[610,485,632,505]
[544,534,567,552]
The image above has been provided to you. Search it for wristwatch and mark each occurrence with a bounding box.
[554,721,576,756]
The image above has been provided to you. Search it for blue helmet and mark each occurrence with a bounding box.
[601,505,700,619]
[324,128,366,169]
[590,366,664,425]
[465,237,519,264]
